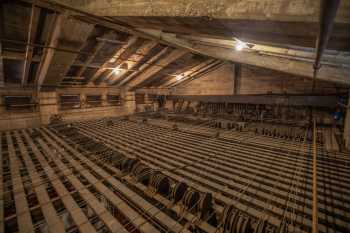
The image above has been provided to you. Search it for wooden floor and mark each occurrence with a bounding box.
[1,117,350,233]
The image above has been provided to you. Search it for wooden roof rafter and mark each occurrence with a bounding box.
[21,3,41,86]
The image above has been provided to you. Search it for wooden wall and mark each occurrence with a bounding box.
[0,87,136,131]
[171,63,347,96]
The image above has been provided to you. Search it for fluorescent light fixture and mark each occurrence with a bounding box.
[235,39,248,51]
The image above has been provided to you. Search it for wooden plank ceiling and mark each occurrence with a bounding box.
[1,0,350,89]
[0,1,216,90]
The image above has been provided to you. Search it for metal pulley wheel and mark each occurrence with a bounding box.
[227,209,239,233]
[112,152,123,162]
[276,221,288,233]
[172,182,188,204]
[234,215,251,233]
[121,158,138,173]
[31,130,41,139]
[254,219,267,233]
[222,205,233,231]
[182,189,200,213]
[132,162,148,176]
[120,157,130,171]
[198,192,213,220]
[132,163,153,185]
[150,172,170,196]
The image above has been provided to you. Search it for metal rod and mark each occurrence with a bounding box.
[312,0,340,90]
[312,119,318,233]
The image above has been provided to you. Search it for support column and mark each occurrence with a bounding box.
[344,93,350,150]
[0,5,4,88]
[38,91,58,125]
[233,63,241,95]
[122,90,136,115]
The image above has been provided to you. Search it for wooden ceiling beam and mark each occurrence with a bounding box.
[169,60,222,87]
[136,53,198,88]
[109,41,159,85]
[21,5,41,86]
[34,12,60,88]
[160,58,215,87]
[86,36,138,85]
[75,40,106,77]
[36,14,94,89]
[19,0,350,86]
[175,61,226,87]
[75,30,116,78]
[141,29,350,86]
[96,37,145,85]
[126,48,188,90]
[116,46,170,88]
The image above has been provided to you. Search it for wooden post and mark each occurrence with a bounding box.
[0,4,4,87]
[344,93,350,150]
[312,119,318,233]
[233,63,241,95]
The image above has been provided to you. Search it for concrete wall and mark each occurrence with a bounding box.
[0,87,136,131]
[171,63,346,96]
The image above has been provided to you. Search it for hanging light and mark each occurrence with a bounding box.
[176,74,184,81]
[113,68,121,75]
[235,39,248,51]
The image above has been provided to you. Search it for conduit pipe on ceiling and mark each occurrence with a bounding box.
[312,0,340,90]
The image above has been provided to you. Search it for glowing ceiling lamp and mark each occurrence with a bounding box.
[176,74,184,81]
[235,39,248,51]
[113,68,121,75]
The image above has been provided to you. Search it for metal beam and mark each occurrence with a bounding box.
[22,5,41,86]
[312,0,341,88]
